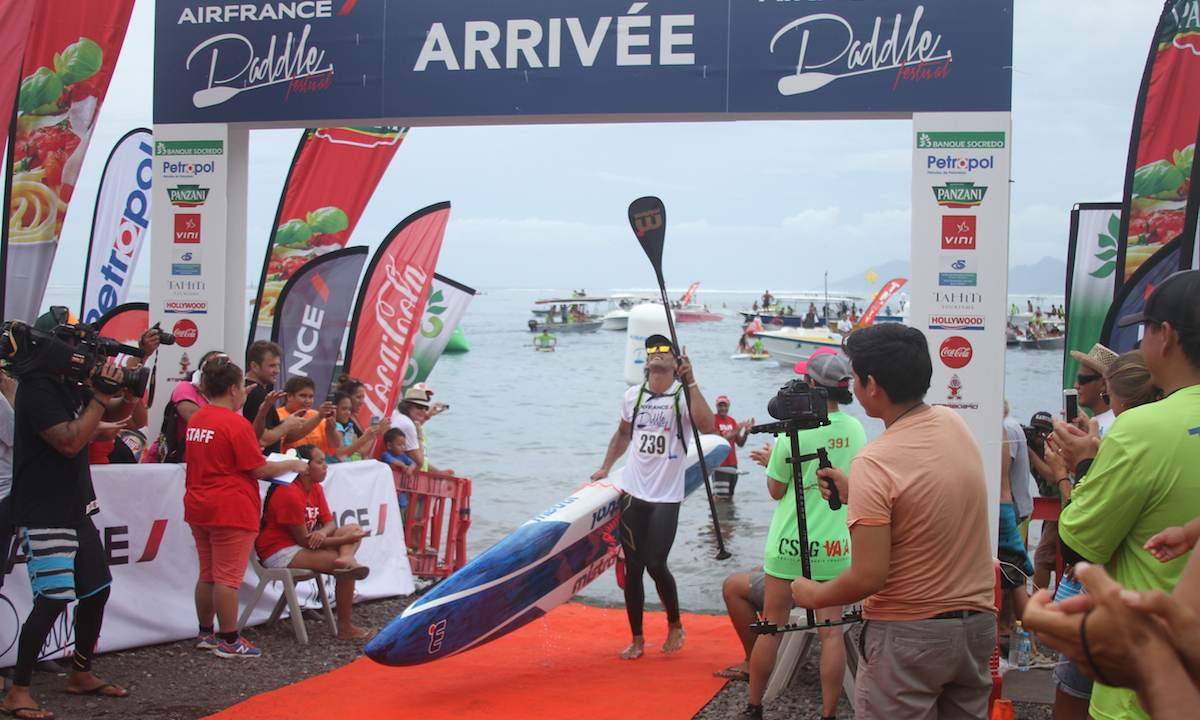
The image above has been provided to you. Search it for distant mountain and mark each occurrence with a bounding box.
[1007,256,1067,297]
[826,256,1067,297]
[827,259,910,296]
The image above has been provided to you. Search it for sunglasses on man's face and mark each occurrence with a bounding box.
[646,345,673,355]
[1076,373,1103,385]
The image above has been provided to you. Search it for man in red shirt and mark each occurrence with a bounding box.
[712,395,750,499]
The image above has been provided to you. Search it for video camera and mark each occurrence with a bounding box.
[0,309,149,395]
[750,378,831,436]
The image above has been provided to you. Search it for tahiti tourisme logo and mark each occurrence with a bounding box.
[932,182,987,208]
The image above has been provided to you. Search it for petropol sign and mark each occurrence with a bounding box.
[153,0,1013,124]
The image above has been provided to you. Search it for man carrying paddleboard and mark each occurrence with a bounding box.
[591,334,714,660]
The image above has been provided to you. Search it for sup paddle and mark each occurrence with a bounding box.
[627,196,732,561]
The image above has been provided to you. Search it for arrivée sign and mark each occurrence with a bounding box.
[153,0,1012,125]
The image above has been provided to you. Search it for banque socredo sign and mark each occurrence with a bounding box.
[153,0,1012,125]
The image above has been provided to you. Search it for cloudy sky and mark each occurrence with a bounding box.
[43,0,1160,294]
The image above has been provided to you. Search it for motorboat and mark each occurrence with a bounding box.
[527,318,602,334]
[599,294,655,331]
[741,292,876,328]
[750,326,843,368]
[1017,322,1066,350]
[675,306,723,322]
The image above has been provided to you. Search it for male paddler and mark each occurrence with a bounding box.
[534,329,557,351]
[592,334,714,659]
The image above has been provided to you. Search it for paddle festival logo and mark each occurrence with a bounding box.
[768,5,954,97]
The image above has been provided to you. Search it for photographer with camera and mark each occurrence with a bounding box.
[2,308,149,718]
[790,323,996,719]
[737,349,866,720]
[591,334,714,660]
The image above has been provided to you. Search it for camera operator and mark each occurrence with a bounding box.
[3,309,138,718]
[591,334,714,661]
[738,349,866,720]
[791,323,996,718]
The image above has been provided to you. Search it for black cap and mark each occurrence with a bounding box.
[1029,411,1053,432]
[1117,269,1200,332]
[644,333,675,352]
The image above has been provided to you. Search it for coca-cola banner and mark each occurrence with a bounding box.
[403,273,476,391]
[1115,1,1200,286]
[858,278,907,326]
[3,0,137,322]
[273,246,368,395]
[81,128,153,325]
[250,126,407,342]
[344,202,451,433]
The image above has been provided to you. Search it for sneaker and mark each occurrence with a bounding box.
[195,632,218,649]
[212,637,261,659]
[738,704,763,719]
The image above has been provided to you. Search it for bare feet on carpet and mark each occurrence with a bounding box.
[619,636,645,660]
[662,624,685,654]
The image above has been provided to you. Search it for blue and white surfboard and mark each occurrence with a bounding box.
[365,434,729,666]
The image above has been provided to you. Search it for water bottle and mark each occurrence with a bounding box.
[1007,621,1022,668]
[1017,631,1032,669]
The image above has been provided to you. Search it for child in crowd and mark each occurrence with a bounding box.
[256,444,374,640]
[380,427,415,512]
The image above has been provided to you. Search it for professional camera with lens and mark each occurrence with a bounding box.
[766,378,830,430]
[0,315,148,395]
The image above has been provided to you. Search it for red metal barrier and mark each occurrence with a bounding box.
[392,469,472,577]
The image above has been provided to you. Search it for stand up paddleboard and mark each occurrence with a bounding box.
[365,434,730,666]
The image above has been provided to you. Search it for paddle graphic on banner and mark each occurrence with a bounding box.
[343,202,451,438]
[2,0,137,321]
[250,126,408,342]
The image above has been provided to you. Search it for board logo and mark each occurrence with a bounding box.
[939,336,972,369]
[165,301,208,314]
[938,255,977,287]
[917,132,1005,149]
[167,184,210,207]
[941,216,976,250]
[932,182,987,208]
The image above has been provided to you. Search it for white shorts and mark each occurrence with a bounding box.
[262,545,302,569]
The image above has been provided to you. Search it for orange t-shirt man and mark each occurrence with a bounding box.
[848,405,996,620]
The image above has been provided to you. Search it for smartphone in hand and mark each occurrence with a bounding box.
[1063,388,1079,423]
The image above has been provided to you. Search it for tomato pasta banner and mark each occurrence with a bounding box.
[1114,0,1200,287]
[249,126,407,343]
[3,0,137,322]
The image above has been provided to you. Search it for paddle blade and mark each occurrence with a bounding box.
[628,196,666,270]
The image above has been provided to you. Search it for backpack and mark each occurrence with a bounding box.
[155,399,186,463]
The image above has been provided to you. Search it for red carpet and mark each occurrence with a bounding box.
[206,604,737,719]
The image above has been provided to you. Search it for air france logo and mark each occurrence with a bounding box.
[941,216,976,250]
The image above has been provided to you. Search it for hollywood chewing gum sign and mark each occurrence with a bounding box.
[153,0,1012,125]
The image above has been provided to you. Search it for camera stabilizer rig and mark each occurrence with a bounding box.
[747,378,862,635]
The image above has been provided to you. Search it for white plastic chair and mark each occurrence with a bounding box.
[763,606,860,704]
[236,553,337,644]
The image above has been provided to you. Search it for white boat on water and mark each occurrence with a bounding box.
[751,326,843,368]
[600,294,655,331]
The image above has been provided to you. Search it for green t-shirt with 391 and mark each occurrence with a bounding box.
[763,411,866,581]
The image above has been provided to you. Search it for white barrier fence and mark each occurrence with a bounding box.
[0,460,413,666]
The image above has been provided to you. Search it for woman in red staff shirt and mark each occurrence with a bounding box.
[185,356,308,660]
[256,444,374,640]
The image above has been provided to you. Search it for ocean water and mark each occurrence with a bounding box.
[41,286,1065,615]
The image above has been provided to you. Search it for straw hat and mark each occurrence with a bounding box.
[1069,343,1118,373]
